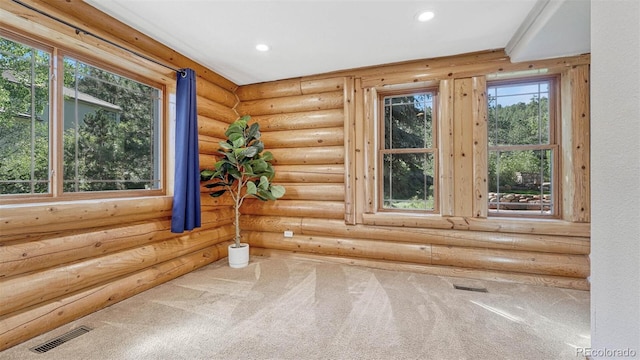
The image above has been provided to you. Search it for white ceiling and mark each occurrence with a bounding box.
[85,0,590,86]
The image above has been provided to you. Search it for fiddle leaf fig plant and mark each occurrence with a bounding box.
[200,115,285,248]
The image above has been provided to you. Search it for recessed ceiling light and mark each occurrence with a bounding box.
[256,44,270,52]
[417,11,435,22]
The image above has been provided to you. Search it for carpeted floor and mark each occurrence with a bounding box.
[2,254,590,360]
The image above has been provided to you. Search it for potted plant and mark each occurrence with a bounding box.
[200,115,285,268]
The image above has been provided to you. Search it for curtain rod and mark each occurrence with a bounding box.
[11,0,186,77]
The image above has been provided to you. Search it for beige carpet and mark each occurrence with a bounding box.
[2,254,590,360]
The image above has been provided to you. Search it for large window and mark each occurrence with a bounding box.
[0,34,162,198]
[487,78,557,216]
[63,57,161,192]
[379,91,437,212]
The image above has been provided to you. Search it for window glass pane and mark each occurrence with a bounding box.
[488,149,553,215]
[383,152,434,210]
[383,93,433,149]
[0,37,50,195]
[488,81,550,146]
[63,57,160,192]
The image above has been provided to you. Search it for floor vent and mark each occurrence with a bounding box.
[29,326,92,354]
[454,285,488,293]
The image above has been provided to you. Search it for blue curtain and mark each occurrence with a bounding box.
[171,68,201,233]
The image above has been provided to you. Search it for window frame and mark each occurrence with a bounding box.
[0,30,167,204]
[376,88,439,214]
[486,75,561,218]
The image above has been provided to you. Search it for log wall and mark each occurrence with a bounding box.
[236,53,591,292]
[0,1,236,351]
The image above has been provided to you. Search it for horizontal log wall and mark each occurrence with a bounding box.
[236,76,348,234]
[0,1,237,351]
[236,53,591,291]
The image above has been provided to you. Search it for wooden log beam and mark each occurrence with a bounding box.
[201,193,234,207]
[244,231,432,264]
[361,54,592,88]
[0,197,173,236]
[431,245,589,278]
[250,248,590,290]
[251,109,344,131]
[0,225,234,317]
[199,154,218,171]
[236,78,302,101]
[240,215,303,234]
[0,241,232,352]
[198,115,229,139]
[239,215,589,255]
[0,209,233,279]
[198,96,238,123]
[303,49,509,81]
[471,76,488,218]
[269,146,345,165]
[272,164,344,183]
[245,231,588,278]
[439,79,455,216]
[236,91,343,116]
[361,213,591,237]
[260,127,344,148]
[236,77,344,101]
[561,65,591,222]
[196,78,237,108]
[240,200,344,219]
[279,183,345,201]
[453,78,474,217]
[353,77,366,223]
[301,77,344,96]
[198,134,224,155]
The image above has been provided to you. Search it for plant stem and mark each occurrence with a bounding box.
[234,174,242,248]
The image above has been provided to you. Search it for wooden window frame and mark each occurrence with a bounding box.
[0,29,167,204]
[376,88,439,214]
[486,75,561,218]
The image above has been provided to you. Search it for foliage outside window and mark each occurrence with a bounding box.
[487,78,557,216]
[63,57,161,192]
[380,91,437,211]
[0,36,50,195]
[0,34,162,198]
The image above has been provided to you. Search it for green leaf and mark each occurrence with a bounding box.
[214,160,227,170]
[253,140,264,154]
[246,181,257,195]
[254,194,268,201]
[236,115,250,129]
[251,159,268,173]
[263,166,275,180]
[228,168,241,180]
[209,189,227,198]
[243,162,253,175]
[257,188,276,201]
[224,124,243,138]
[219,141,233,150]
[200,169,215,180]
[262,151,274,162]
[243,146,258,158]
[258,175,269,190]
[247,122,260,141]
[232,136,245,148]
[270,184,286,198]
[224,152,237,164]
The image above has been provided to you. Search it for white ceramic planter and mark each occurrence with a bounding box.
[228,243,249,268]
